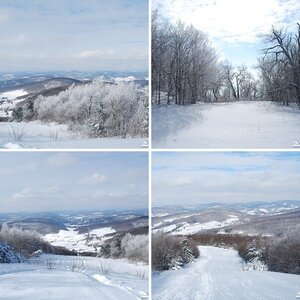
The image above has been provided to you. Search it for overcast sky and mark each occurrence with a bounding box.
[153,152,300,207]
[0,152,148,213]
[153,0,300,69]
[0,0,148,72]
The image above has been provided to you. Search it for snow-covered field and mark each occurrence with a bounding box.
[170,216,240,235]
[152,101,300,148]
[0,121,148,149]
[0,89,28,100]
[0,254,148,300]
[44,227,116,252]
[152,246,300,300]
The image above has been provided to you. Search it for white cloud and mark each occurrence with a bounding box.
[0,12,9,22]
[80,173,106,185]
[1,34,29,46]
[154,0,300,43]
[0,162,38,176]
[77,50,116,59]
[153,153,300,206]
[47,153,76,167]
[12,187,32,199]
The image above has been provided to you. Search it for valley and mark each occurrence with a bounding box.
[0,72,149,149]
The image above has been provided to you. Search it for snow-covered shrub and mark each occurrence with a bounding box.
[121,233,148,263]
[70,257,86,272]
[11,106,23,122]
[22,98,35,121]
[180,239,199,264]
[110,234,122,258]
[31,249,44,257]
[99,243,111,258]
[9,124,26,143]
[0,242,22,263]
[0,223,53,257]
[34,81,148,138]
[98,233,148,263]
[97,259,113,275]
[152,232,199,271]
[240,243,268,271]
[264,229,300,274]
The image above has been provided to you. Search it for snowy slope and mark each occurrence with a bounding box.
[44,227,116,252]
[152,101,300,148]
[0,89,27,100]
[0,121,148,149]
[0,254,148,300]
[152,246,300,300]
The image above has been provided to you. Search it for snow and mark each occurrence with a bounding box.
[152,224,177,234]
[90,227,116,236]
[152,101,300,148]
[172,217,239,235]
[152,246,300,300]
[44,227,116,252]
[115,76,136,82]
[154,216,240,235]
[0,89,28,100]
[0,121,148,149]
[0,254,148,300]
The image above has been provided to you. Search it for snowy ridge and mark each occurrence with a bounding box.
[153,201,300,236]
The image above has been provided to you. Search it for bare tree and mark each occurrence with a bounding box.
[259,24,300,107]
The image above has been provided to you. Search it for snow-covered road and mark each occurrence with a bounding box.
[152,246,300,300]
[152,101,300,148]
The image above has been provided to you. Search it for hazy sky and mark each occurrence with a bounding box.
[0,152,148,213]
[153,152,300,206]
[0,0,148,72]
[153,0,300,69]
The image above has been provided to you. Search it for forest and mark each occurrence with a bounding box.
[12,80,148,139]
[152,11,300,108]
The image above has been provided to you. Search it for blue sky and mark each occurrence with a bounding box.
[0,152,148,213]
[152,152,300,206]
[0,0,148,72]
[153,0,300,70]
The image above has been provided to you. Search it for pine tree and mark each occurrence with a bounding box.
[181,240,195,264]
[99,243,111,258]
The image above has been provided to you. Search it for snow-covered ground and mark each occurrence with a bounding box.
[170,216,240,235]
[44,227,116,252]
[0,89,28,100]
[152,246,300,300]
[152,101,300,148]
[0,254,148,300]
[0,121,148,149]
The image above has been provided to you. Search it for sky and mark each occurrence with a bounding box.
[0,152,148,213]
[152,152,300,206]
[153,0,300,69]
[0,0,148,72]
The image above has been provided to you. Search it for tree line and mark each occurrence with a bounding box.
[152,11,300,107]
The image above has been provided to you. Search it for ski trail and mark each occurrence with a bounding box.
[152,101,300,148]
[152,246,300,300]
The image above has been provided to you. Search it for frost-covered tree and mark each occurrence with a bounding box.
[33,80,148,138]
[258,23,300,107]
[0,224,52,257]
[121,233,148,263]
[152,232,199,271]
[181,239,195,264]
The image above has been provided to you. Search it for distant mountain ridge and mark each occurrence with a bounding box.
[152,200,300,236]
